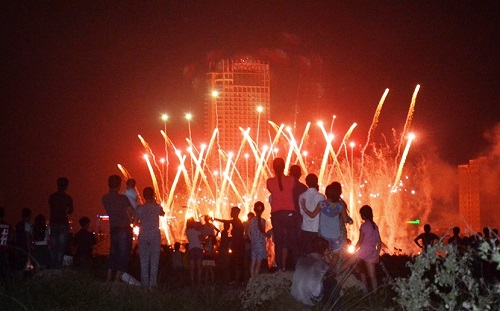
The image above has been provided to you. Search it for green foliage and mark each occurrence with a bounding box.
[392,242,500,311]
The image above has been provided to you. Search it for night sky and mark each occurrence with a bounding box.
[2,2,499,225]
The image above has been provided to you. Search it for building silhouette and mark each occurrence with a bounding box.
[458,156,498,233]
[205,59,270,156]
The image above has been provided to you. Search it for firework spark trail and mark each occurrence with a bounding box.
[359,88,389,186]
[297,122,311,174]
[166,156,185,212]
[317,122,348,187]
[392,134,415,192]
[329,115,336,134]
[186,143,214,205]
[121,88,428,253]
[241,128,271,200]
[117,164,131,180]
[143,155,161,202]
[216,150,233,218]
[161,129,171,192]
[286,125,310,171]
[336,122,357,158]
[138,135,163,185]
[318,123,335,186]
[395,85,420,168]
[284,127,298,170]
[202,128,219,186]
[227,131,254,213]
[268,121,286,168]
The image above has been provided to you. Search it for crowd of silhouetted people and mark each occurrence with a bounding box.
[1,164,498,307]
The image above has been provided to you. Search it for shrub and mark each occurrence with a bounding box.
[393,241,500,311]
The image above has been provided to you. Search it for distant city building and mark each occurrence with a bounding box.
[458,156,498,234]
[205,59,270,156]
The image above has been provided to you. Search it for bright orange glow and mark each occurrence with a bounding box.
[211,90,219,97]
[161,114,169,121]
[122,87,425,254]
[257,105,263,113]
[348,245,355,254]
[185,113,192,121]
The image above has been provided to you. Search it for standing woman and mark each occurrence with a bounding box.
[134,187,165,291]
[317,182,352,273]
[249,201,267,278]
[266,157,297,271]
[355,205,382,292]
[185,217,203,285]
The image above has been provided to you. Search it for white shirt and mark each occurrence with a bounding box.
[124,188,139,210]
[291,252,330,306]
[299,188,325,232]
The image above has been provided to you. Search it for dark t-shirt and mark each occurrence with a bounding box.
[230,219,245,247]
[49,190,73,224]
[73,228,96,257]
[293,180,308,213]
[102,191,132,228]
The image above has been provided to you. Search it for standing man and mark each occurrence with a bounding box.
[102,175,134,283]
[49,177,73,269]
[298,174,325,255]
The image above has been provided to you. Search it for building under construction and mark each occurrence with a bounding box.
[458,156,498,233]
[205,59,271,155]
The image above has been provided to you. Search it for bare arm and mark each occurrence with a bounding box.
[214,218,230,225]
[340,201,353,224]
[302,201,320,218]
[355,228,365,250]
[376,229,382,257]
[414,234,422,248]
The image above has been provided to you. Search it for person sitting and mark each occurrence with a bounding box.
[291,236,337,306]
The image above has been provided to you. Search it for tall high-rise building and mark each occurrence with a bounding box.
[458,157,487,233]
[205,59,270,154]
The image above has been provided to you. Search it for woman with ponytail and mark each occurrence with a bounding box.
[266,157,297,271]
[355,205,382,292]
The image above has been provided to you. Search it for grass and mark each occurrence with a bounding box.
[0,254,411,311]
